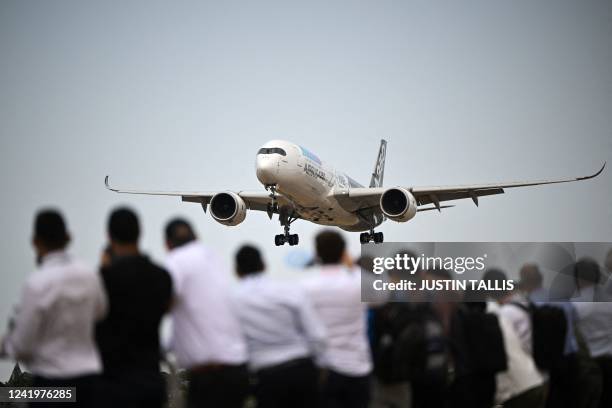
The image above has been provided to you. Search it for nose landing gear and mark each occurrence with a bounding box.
[265,184,279,219]
[360,230,384,244]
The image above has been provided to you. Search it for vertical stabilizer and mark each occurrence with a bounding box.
[369,139,387,187]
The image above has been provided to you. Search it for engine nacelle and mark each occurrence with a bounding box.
[380,187,417,222]
[209,192,247,226]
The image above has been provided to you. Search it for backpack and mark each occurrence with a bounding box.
[372,303,427,383]
[511,302,568,371]
[459,307,508,375]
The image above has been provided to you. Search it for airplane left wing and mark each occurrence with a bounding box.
[104,176,279,213]
[339,162,605,211]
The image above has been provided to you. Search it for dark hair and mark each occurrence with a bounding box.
[34,209,69,250]
[108,207,140,244]
[165,218,196,249]
[315,230,346,265]
[574,258,601,287]
[235,245,265,277]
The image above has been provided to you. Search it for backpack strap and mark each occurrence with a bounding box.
[508,301,531,315]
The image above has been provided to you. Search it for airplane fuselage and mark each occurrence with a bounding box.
[255,140,383,232]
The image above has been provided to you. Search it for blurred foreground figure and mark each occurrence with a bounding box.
[1,209,107,408]
[573,259,612,408]
[483,269,547,408]
[518,263,601,408]
[301,230,372,408]
[95,208,172,408]
[164,219,248,408]
[232,244,326,408]
[369,251,421,408]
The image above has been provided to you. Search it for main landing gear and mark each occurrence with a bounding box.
[360,230,384,244]
[268,186,299,246]
[275,224,299,246]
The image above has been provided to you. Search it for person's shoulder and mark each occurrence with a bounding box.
[23,268,49,294]
[167,241,216,266]
[299,272,322,288]
[141,256,171,278]
[268,277,306,299]
[500,301,528,320]
[67,258,98,279]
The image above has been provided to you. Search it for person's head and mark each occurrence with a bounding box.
[315,230,346,265]
[574,258,601,290]
[32,209,70,261]
[519,263,543,294]
[482,268,511,302]
[165,218,197,250]
[235,245,265,278]
[108,207,140,254]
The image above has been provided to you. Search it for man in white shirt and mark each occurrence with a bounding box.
[164,219,248,408]
[1,209,107,407]
[483,268,546,408]
[300,230,371,408]
[232,244,326,408]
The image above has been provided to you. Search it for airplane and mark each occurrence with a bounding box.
[105,139,605,246]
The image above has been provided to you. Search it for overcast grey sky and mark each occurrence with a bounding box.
[1,0,611,379]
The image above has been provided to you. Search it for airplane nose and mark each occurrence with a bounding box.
[256,156,278,185]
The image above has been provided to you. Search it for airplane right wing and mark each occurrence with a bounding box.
[337,162,606,212]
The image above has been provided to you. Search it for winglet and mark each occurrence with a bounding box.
[578,162,606,181]
[104,175,117,192]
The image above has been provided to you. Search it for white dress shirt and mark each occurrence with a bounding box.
[499,294,533,355]
[165,241,247,369]
[3,251,107,378]
[232,273,326,371]
[573,286,612,358]
[300,265,372,377]
[488,302,544,404]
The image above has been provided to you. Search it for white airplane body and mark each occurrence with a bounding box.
[105,139,605,246]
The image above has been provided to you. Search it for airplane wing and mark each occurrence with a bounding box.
[104,176,281,213]
[340,162,606,211]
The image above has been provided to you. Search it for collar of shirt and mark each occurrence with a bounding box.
[318,264,349,274]
[40,250,70,268]
[169,240,200,255]
[243,272,265,280]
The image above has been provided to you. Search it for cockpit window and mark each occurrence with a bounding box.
[257,147,287,156]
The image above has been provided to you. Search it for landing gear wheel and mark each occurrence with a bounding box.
[374,232,384,244]
[274,234,285,246]
[359,231,384,244]
[288,234,299,246]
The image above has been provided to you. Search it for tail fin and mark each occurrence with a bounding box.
[369,139,387,188]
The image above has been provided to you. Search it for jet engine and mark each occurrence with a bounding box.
[379,187,417,222]
[209,192,247,226]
